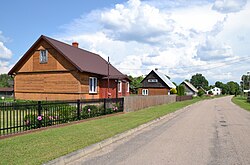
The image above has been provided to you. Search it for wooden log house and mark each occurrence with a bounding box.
[138,69,176,96]
[8,35,130,101]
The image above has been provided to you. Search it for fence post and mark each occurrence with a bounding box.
[247,92,250,103]
[121,98,124,112]
[38,101,42,128]
[77,99,81,120]
[104,98,106,115]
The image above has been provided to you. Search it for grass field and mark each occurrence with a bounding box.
[232,96,250,111]
[0,97,207,165]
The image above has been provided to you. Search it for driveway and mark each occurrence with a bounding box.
[70,96,250,165]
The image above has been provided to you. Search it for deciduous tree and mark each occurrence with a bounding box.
[0,74,13,87]
[190,73,209,90]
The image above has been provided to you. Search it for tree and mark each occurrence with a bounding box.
[215,81,223,88]
[190,73,209,90]
[128,75,144,94]
[227,81,240,95]
[177,85,185,96]
[221,84,229,95]
[241,74,250,90]
[0,74,13,87]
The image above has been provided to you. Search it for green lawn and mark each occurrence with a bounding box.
[232,96,250,111]
[0,97,203,165]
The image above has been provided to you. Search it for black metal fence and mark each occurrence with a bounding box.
[0,98,124,136]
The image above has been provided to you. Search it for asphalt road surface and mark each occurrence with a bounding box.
[70,96,250,165]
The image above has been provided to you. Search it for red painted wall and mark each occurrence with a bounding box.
[99,79,130,98]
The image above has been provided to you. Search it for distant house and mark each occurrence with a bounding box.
[0,87,14,98]
[244,89,250,93]
[209,87,221,95]
[180,81,198,96]
[8,35,130,101]
[139,69,176,96]
[197,86,207,93]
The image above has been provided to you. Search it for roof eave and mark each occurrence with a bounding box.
[8,35,46,75]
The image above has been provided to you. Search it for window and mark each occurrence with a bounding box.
[40,50,48,63]
[89,77,97,93]
[118,81,122,93]
[142,89,148,96]
[148,79,158,83]
[127,82,130,92]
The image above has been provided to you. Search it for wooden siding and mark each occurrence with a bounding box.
[15,72,79,93]
[18,40,75,73]
[124,95,176,112]
[14,71,103,101]
[138,88,169,96]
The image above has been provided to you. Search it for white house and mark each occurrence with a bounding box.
[209,87,221,95]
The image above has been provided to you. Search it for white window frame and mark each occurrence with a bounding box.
[148,79,158,83]
[127,82,129,92]
[142,89,148,96]
[118,80,122,93]
[89,77,97,93]
[40,50,48,64]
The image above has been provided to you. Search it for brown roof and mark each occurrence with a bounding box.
[0,87,13,92]
[9,35,127,79]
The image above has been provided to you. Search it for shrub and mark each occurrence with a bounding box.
[24,114,38,129]
[170,88,177,94]
[198,89,205,97]
[81,105,99,119]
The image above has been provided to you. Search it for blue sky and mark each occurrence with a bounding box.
[0,0,250,84]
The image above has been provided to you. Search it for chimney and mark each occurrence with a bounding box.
[155,68,158,71]
[72,42,79,48]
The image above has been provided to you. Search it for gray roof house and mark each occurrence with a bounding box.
[181,81,198,96]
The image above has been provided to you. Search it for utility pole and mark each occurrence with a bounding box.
[107,57,110,98]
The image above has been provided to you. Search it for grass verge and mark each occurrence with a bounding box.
[232,96,250,111]
[0,97,203,165]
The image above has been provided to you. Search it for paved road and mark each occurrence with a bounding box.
[70,96,250,165]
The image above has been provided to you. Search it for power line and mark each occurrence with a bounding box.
[117,56,250,72]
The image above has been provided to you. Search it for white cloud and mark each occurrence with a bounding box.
[0,61,12,74]
[57,0,250,84]
[212,0,247,13]
[196,36,233,61]
[0,32,13,74]
[0,42,12,60]
[0,31,12,60]
[100,0,175,44]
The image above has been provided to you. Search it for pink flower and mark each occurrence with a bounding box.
[49,116,53,120]
[26,120,30,125]
[37,116,42,121]
[88,108,91,112]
